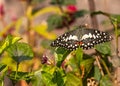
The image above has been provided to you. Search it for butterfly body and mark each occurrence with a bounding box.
[51,27,112,51]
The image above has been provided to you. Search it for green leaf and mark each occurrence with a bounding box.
[94,66,101,81]
[41,66,57,86]
[50,0,64,5]
[0,35,21,55]
[31,70,44,86]
[55,47,71,67]
[52,69,65,86]
[47,14,63,31]
[75,47,83,65]
[33,24,56,40]
[7,42,33,63]
[63,0,76,5]
[100,75,112,86]
[80,57,94,78]
[74,10,89,18]
[0,63,7,72]
[65,73,82,86]
[95,42,111,55]
[31,0,46,4]
[8,71,33,84]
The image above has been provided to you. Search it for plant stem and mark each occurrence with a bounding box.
[95,55,104,76]
[15,62,19,79]
[112,18,119,57]
[100,58,111,77]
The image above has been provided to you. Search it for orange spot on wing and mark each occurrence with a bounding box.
[75,41,83,45]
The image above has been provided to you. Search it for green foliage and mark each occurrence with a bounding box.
[0,63,7,72]
[100,75,112,86]
[0,35,21,55]
[65,73,82,86]
[94,66,101,81]
[8,71,33,84]
[51,0,76,5]
[55,47,71,67]
[7,42,33,63]
[0,0,118,85]
[74,10,89,18]
[47,14,63,31]
[95,42,111,55]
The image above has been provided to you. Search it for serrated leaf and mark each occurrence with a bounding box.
[0,63,7,72]
[95,42,111,55]
[100,75,112,86]
[0,35,21,55]
[65,73,82,86]
[7,42,33,63]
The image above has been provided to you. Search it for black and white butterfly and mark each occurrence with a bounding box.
[51,27,112,51]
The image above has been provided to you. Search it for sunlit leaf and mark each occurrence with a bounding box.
[0,35,21,55]
[41,66,57,86]
[33,24,56,40]
[65,73,82,86]
[7,42,33,63]
[32,6,62,20]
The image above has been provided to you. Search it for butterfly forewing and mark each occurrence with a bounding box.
[51,27,112,50]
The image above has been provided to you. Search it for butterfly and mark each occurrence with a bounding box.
[51,27,112,51]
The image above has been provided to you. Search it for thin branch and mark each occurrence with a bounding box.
[112,18,119,57]
[95,55,104,76]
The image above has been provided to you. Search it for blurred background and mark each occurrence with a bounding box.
[0,0,120,86]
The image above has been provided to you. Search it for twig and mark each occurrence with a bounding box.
[95,55,104,76]
[100,58,111,77]
[111,18,119,57]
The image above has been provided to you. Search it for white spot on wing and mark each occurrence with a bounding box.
[65,35,78,41]
[92,34,96,39]
[81,33,92,40]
